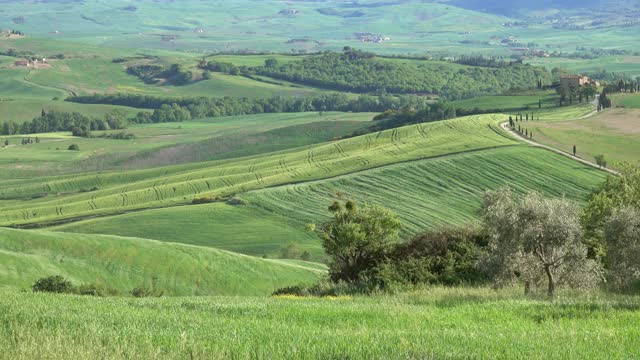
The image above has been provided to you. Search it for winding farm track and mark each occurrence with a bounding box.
[500,102,620,176]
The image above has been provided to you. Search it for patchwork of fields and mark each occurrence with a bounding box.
[1,1,638,357]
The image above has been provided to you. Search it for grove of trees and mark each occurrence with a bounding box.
[250,48,551,99]
[298,166,640,299]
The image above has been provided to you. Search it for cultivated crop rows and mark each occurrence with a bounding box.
[246,147,607,235]
[0,115,516,226]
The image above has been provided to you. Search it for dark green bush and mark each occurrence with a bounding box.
[226,196,247,206]
[32,276,75,294]
[272,278,382,297]
[130,286,164,298]
[192,196,219,204]
[76,283,121,297]
[379,227,489,287]
[68,144,80,151]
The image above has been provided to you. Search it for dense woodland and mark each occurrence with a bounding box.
[67,93,428,123]
[248,49,552,99]
[0,110,127,136]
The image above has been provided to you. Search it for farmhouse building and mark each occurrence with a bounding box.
[560,75,599,88]
[14,60,29,67]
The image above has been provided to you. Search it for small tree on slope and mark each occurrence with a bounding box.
[319,200,401,283]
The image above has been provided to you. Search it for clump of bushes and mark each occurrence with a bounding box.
[226,196,247,206]
[192,196,220,205]
[68,144,80,151]
[32,275,74,294]
[31,276,157,298]
[76,283,121,297]
[273,279,380,297]
[377,227,489,287]
[130,286,164,298]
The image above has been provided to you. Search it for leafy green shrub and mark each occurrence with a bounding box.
[272,278,382,297]
[32,276,75,294]
[319,200,401,283]
[192,196,219,205]
[226,196,247,206]
[272,286,309,297]
[76,283,121,297]
[68,144,80,151]
[130,286,164,298]
[380,227,489,287]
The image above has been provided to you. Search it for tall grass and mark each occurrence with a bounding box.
[0,287,637,359]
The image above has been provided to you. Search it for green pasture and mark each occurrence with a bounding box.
[528,56,640,78]
[4,0,639,55]
[0,112,373,175]
[453,91,559,112]
[0,99,146,123]
[612,93,640,108]
[0,114,517,226]
[528,108,640,166]
[56,147,606,252]
[0,68,66,100]
[246,146,607,235]
[54,202,321,259]
[206,54,304,67]
[0,287,638,359]
[0,227,322,296]
[22,57,322,98]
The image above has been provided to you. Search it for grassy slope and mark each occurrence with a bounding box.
[0,99,145,124]
[24,57,323,98]
[528,56,640,78]
[528,108,640,166]
[245,146,607,235]
[55,147,606,256]
[0,288,638,359]
[452,91,559,112]
[0,37,326,124]
[53,202,321,259]
[0,228,323,296]
[0,112,373,176]
[613,93,640,108]
[0,114,516,226]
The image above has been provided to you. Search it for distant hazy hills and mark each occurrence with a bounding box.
[449,0,603,15]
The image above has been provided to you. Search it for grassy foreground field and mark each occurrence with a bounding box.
[0,228,322,296]
[0,288,638,359]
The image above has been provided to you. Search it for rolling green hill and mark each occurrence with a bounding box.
[55,147,606,256]
[0,112,374,177]
[0,114,516,226]
[0,227,323,296]
[245,146,606,234]
[53,202,322,259]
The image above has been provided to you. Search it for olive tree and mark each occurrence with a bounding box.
[319,200,401,283]
[481,189,603,298]
[604,207,640,290]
